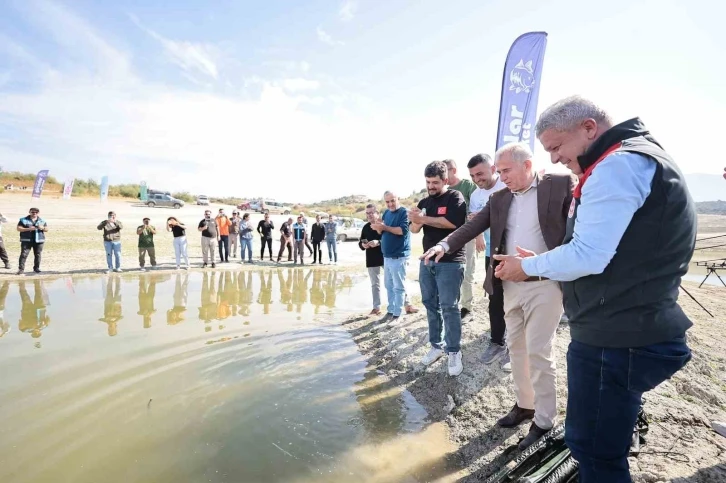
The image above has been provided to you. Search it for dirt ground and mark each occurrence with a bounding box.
[343,262,726,481]
[0,193,365,278]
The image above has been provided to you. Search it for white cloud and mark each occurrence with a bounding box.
[339,1,357,21]
[281,78,320,91]
[316,27,344,47]
[130,15,219,80]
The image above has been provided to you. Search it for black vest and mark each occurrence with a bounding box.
[562,118,695,348]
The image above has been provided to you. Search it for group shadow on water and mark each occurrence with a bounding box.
[0,269,354,343]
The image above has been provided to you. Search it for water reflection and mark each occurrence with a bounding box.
[0,268,363,344]
[19,280,51,347]
[0,268,448,483]
[167,273,188,325]
[0,281,10,338]
[99,276,123,336]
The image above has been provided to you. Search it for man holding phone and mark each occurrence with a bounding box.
[198,210,219,268]
[98,211,123,273]
[137,217,157,270]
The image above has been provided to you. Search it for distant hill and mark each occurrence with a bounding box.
[696,200,726,215]
[685,173,725,202]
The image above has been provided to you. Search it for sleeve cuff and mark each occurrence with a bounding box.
[521,257,537,277]
[439,241,450,253]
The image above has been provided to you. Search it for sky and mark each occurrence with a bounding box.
[0,0,724,203]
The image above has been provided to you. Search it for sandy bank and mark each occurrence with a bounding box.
[342,282,726,482]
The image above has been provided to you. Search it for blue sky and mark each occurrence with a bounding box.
[0,0,724,202]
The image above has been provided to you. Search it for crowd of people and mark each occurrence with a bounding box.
[357,96,696,482]
[0,207,349,275]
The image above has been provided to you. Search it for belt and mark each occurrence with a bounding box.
[523,276,549,282]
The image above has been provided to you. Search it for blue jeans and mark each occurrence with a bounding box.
[104,241,122,269]
[419,260,464,353]
[566,334,691,483]
[383,257,406,317]
[326,238,337,262]
[240,237,253,261]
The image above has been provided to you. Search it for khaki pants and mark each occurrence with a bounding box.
[201,236,217,264]
[503,280,563,429]
[138,247,156,267]
[461,239,476,310]
[230,234,239,257]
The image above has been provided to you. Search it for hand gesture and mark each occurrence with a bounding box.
[421,245,445,265]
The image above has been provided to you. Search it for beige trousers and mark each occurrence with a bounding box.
[201,236,217,263]
[502,280,563,429]
[461,239,477,310]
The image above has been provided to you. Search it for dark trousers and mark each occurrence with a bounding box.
[565,334,691,482]
[0,236,9,265]
[19,241,44,271]
[277,237,292,261]
[260,237,273,259]
[218,235,230,262]
[485,256,506,345]
[312,241,322,263]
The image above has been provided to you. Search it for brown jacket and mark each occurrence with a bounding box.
[443,172,576,295]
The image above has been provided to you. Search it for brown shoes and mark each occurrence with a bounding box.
[405,305,419,314]
[369,308,381,316]
[497,404,535,428]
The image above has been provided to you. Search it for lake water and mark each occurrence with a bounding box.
[0,269,458,483]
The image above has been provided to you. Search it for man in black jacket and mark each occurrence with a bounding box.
[311,215,326,264]
[256,214,274,261]
[494,96,695,483]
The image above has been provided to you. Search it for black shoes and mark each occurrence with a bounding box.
[497,404,535,428]
[518,422,549,450]
[460,307,471,319]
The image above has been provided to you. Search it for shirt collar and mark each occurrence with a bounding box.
[512,175,538,196]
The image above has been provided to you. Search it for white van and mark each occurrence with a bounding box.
[197,195,210,206]
[259,200,292,215]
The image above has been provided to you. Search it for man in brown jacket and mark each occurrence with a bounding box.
[423,142,576,450]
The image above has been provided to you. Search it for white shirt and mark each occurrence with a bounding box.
[469,178,506,214]
[505,177,549,257]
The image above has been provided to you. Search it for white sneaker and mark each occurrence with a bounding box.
[448,351,463,376]
[115,268,123,273]
[106,269,112,274]
[176,265,181,270]
[185,264,190,270]
[422,347,445,366]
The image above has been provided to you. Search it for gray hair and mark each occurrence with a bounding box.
[495,142,533,164]
[383,190,397,198]
[535,95,612,135]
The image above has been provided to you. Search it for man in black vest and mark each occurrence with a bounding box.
[493,96,695,483]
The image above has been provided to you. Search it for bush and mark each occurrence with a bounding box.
[172,192,196,203]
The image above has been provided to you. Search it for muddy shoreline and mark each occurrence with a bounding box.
[342,282,726,482]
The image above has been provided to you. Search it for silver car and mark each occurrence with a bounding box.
[146,193,185,209]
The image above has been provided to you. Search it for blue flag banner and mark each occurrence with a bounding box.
[496,32,548,151]
[100,175,109,202]
[31,170,49,199]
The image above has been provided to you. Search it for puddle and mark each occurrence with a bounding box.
[0,269,457,483]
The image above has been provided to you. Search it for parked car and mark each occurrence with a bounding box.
[258,199,292,215]
[146,193,185,209]
[336,217,365,241]
[197,195,210,206]
[237,201,251,210]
